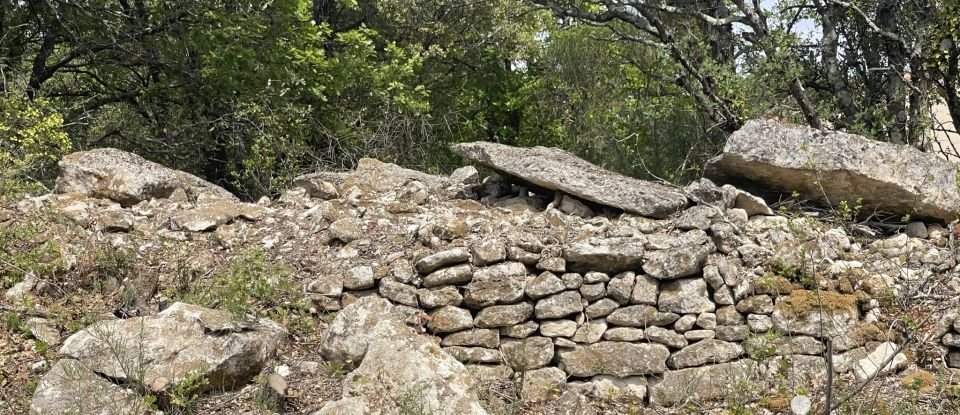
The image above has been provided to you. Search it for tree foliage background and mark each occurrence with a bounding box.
[1,0,959,201]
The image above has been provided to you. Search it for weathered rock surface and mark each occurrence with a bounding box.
[452,142,688,218]
[667,340,744,369]
[705,119,960,222]
[30,359,149,415]
[318,300,487,415]
[558,342,670,377]
[649,360,762,406]
[56,302,285,392]
[563,237,645,273]
[55,148,236,206]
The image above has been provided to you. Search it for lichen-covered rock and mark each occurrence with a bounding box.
[667,340,744,369]
[771,290,859,338]
[649,360,763,406]
[55,148,236,206]
[658,278,715,314]
[643,244,714,280]
[59,302,286,393]
[501,337,555,370]
[558,342,669,377]
[171,199,266,232]
[417,286,463,308]
[30,359,149,415]
[534,291,584,319]
[475,303,534,328]
[442,329,500,349]
[521,367,567,402]
[416,248,471,275]
[451,142,688,218]
[318,310,487,415]
[607,305,679,327]
[571,320,607,344]
[525,272,566,299]
[705,119,960,222]
[539,319,577,337]
[463,262,527,307]
[428,306,475,333]
[563,237,646,273]
[644,327,688,348]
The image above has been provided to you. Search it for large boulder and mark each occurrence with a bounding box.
[318,297,487,415]
[55,148,236,206]
[705,120,960,222]
[451,142,688,218]
[57,302,286,392]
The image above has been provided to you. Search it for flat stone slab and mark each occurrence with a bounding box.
[705,120,960,222]
[451,142,688,218]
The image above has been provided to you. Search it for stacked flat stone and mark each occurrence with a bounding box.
[300,182,888,406]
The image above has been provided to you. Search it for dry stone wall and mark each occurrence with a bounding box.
[12,122,960,413]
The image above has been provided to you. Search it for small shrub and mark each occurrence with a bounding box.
[0,221,66,289]
[179,248,295,318]
[0,96,72,202]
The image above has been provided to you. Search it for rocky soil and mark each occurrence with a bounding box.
[2,121,960,415]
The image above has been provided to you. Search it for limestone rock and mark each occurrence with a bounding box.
[463,262,527,307]
[60,302,286,392]
[704,119,960,222]
[475,303,534,328]
[607,305,679,327]
[630,274,659,306]
[585,298,619,318]
[428,306,474,333]
[442,329,500,349]
[853,341,908,381]
[771,290,859,338]
[642,244,713,280]
[55,148,236,206]
[540,320,578,337]
[30,359,149,415]
[658,278,716,314]
[417,249,471,275]
[667,339,743,369]
[563,237,645,273]
[606,272,635,304]
[649,360,762,406]
[417,286,463,308]
[572,320,607,344]
[603,327,645,342]
[534,291,584,319]
[451,142,687,218]
[379,278,418,307]
[501,321,539,339]
[558,342,669,377]
[171,199,266,232]
[317,308,487,414]
[471,240,506,266]
[521,367,567,402]
[644,327,688,348]
[525,272,566,299]
[501,337,555,370]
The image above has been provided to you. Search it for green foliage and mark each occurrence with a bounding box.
[0,97,71,202]
[173,249,309,322]
[165,369,209,413]
[0,220,66,289]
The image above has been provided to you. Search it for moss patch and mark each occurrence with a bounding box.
[776,290,858,318]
